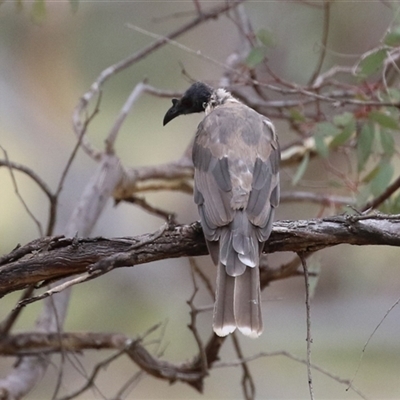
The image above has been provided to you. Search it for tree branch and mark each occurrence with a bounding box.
[1,214,400,298]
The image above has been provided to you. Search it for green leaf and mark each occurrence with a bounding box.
[356,186,372,208]
[384,26,400,47]
[69,0,79,13]
[246,47,265,68]
[380,130,395,158]
[368,110,399,130]
[357,123,374,171]
[289,108,306,122]
[362,164,380,184]
[257,28,275,47]
[386,88,400,102]
[316,122,340,137]
[31,0,46,24]
[391,193,400,213]
[314,134,329,158]
[370,162,393,196]
[333,112,354,127]
[292,153,309,185]
[379,200,392,214]
[357,49,387,78]
[330,120,355,149]
[313,122,339,158]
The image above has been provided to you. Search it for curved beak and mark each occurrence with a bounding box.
[163,99,180,126]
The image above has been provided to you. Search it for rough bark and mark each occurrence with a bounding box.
[1,214,399,298]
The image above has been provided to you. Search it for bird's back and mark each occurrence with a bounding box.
[193,101,279,236]
[163,82,279,337]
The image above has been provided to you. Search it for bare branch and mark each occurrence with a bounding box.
[231,333,255,400]
[189,257,215,299]
[113,155,193,200]
[0,159,54,204]
[126,338,205,393]
[308,1,331,86]
[299,253,314,400]
[361,175,400,212]
[1,214,400,298]
[105,82,146,154]
[119,196,177,223]
[187,260,208,378]
[0,332,127,356]
[348,296,400,392]
[280,191,354,207]
[53,91,102,218]
[58,348,127,400]
[0,147,44,237]
[0,287,35,336]
[214,349,370,400]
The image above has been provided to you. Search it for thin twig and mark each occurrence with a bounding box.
[298,252,314,400]
[13,273,95,311]
[214,350,369,400]
[280,191,354,207]
[111,371,144,400]
[58,347,127,400]
[0,146,44,237]
[0,287,35,336]
[192,0,202,16]
[120,196,176,224]
[73,0,246,159]
[361,174,400,212]
[308,1,331,85]
[51,91,102,236]
[347,296,400,391]
[55,91,102,198]
[188,259,208,377]
[50,295,66,400]
[231,333,255,400]
[0,159,54,202]
[105,82,146,154]
[125,22,250,85]
[189,257,215,299]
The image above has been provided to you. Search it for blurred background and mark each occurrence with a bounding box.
[1,1,400,399]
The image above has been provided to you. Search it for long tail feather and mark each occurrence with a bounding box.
[234,266,263,338]
[213,263,236,337]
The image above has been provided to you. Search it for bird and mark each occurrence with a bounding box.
[163,82,280,338]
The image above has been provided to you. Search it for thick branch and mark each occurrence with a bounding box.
[1,214,400,298]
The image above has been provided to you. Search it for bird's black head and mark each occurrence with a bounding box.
[163,82,213,126]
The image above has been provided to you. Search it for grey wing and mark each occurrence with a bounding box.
[192,123,234,264]
[247,119,280,242]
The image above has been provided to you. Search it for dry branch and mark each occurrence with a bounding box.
[1,214,400,298]
[0,332,128,356]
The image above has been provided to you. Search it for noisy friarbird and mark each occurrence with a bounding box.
[163,82,280,338]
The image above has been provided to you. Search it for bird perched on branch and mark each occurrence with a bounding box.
[163,82,280,338]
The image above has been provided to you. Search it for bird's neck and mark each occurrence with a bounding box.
[205,88,239,115]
